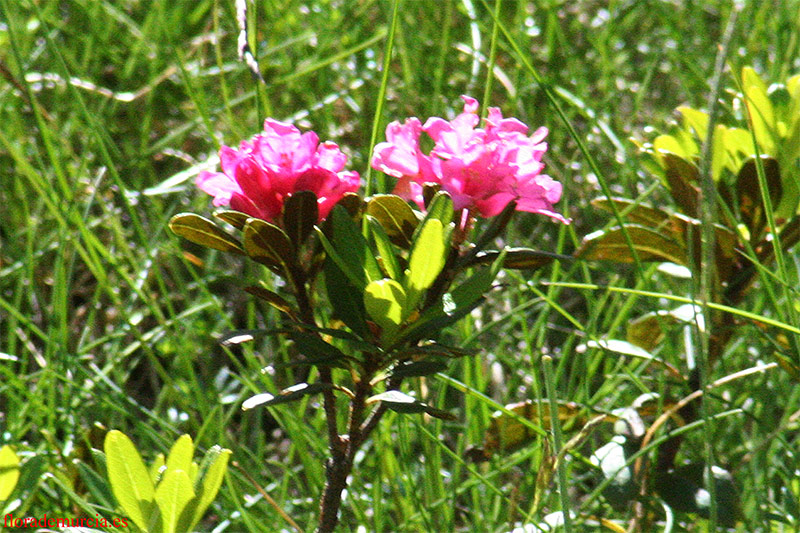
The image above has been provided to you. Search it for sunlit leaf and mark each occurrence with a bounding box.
[0,445,20,501]
[365,194,418,248]
[182,446,231,532]
[742,66,776,155]
[169,213,244,255]
[406,218,446,310]
[243,217,294,272]
[164,435,194,480]
[678,106,709,141]
[213,209,249,230]
[591,197,672,229]
[577,225,687,264]
[366,215,402,280]
[388,359,448,379]
[154,468,195,533]
[242,382,334,410]
[367,390,456,420]
[244,285,297,318]
[104,430,156,531]
[364,279,407,338]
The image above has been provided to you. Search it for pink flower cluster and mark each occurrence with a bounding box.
[197,120,360,222]
[372,96,567,222]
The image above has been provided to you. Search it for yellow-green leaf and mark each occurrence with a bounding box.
[406,219,446,308]
[364,279,407,336]
[104,430,156,531]
[186,447,232,531]
[169,213,244,254]
[154,469,195,533]
[164,435,194,479]
[0,445,20,501]
[577,225,688,265]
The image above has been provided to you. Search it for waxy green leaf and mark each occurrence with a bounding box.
[408,219,446,289]
[164,435,194,482]
[104,430,156,531]
[329,205,382,284]
[183,446,231,532]
[242,382,334,410]
[283,191,318,248]
[389,359,448,379]
[577,225,687,265]
[366,215,402,280]
[288,330,349,365]
[169,213,244,254]
[367,390,456,420]
[244,284,297,318]
[243,218,294,272]
[365,194,418,248]
[213,209,249,230]
[364,279,407,338]
[154,468,195,533]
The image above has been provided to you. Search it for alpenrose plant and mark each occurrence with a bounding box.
[170,97,567,532]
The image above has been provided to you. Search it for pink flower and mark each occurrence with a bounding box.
[197,119,360,222]
[371,96,567,223]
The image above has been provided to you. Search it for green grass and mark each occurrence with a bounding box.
[1,0,800,531]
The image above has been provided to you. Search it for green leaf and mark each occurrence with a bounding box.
[591,197,672,229]
[104,430,156,531]
[329,205,383,284]
[323,243,370,338]
[164,435,194,479]
[242,382,334,410]
[678,106,709,141]
[169,213,244,254]
[423,190,455,227]
[662,153,700,217]
[154,468,195,533]
[242,218,294,272]
[406,218,447,310]
[576,225,688,265]
[366,215,402,280]
[467,248,563,270]
[288,331,349,365]
[244,284,297,318]
[283,191,318,248]
[149,453,165,486]
[736,156,781,236]
[365,194,419,248]
[364,279,407,337]
[0,445,20,501]
[397,259,500,345]
[388,359,448,379]
[183,446,231,532]
[367,390,456,420]
[742,66,776,155]
[213,209,249,230]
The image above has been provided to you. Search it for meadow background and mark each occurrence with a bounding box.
[1,0,800,531]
